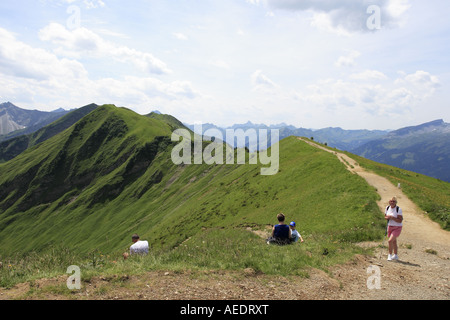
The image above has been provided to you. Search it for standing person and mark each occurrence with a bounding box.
[267,213,292,245]
[123,234,149,259]
[385,197,403,261]
[289,222,304,243]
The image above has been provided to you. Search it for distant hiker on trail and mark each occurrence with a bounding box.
[123,234,149,260]
[267,213,292,245]
[289,222,304,243]
[385,197,403,261]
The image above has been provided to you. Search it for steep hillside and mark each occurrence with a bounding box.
[0,105,174,253]
[352,119,450,182]
[0,105,384,258]
[0,104,98,162]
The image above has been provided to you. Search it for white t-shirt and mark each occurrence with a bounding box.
[130,240,149,255]
[386,206,403,227]
[291,229,301,242]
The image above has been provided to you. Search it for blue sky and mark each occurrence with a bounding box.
[0,0,449,130]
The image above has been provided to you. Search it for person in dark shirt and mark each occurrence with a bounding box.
[267,213,292,245]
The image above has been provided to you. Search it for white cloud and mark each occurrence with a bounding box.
[0,27,88,81]
[208,59,230,69]
[251,70,278,89]
[310,12,354,36]
[395,70,441,99]
[54,0,105,9]
[386,0,411,19]
[91,76,200,104]
[83,0,105,9]
[403,70,441,89]
[301,70,440,116]
[39,23,171,75]
[250,0,411,34]
[237,29,245,36]
[173,32,189,41]
[335,50,361,67]
[350,70,388,81]
[128,77,200,100]
[245,0,263,5]
[0,26,201,112]
[39,23,102,56]
[240,66,442,129]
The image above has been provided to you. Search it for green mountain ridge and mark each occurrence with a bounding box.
[0,104,389,258]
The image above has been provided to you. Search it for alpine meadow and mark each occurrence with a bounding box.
[0,104,389,285]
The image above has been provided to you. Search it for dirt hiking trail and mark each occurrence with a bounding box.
[298,138,450,299]
[0,139,448,300]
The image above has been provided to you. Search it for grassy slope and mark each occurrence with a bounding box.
[0,107,388,287]
[0,105,174,253]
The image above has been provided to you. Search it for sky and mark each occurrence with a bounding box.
[0,0,449,130]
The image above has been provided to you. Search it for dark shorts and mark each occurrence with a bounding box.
[267,237,292,246]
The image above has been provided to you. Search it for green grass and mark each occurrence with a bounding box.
[1,227,370,290]
[0,106,388,289]
[0,246,80,288]
[0,135,384,256]
[161,228,365,276]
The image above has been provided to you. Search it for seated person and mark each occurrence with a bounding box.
[267,213,292,245]
[123,234,149,259]
[289,221,304,243]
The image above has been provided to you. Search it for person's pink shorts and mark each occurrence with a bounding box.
[388,226,402,238]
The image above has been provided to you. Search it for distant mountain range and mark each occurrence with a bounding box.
[1,102,448,182]
[0,102,70,138]
[185,119,450,182]
[352,119,450,182]
[0,104,98,162]
[184,122,388,152]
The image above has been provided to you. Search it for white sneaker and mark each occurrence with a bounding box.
[387,254,393,261]
[392,254,399,261]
